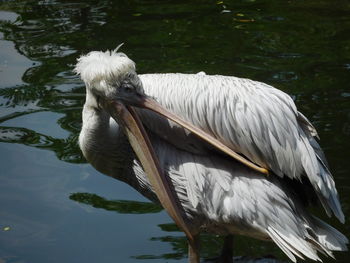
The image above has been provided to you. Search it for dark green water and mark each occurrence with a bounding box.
[0,0,349,262]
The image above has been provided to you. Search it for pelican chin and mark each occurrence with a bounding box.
[75,48,348,263]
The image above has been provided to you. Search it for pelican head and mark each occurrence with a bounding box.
[74,48,146,107]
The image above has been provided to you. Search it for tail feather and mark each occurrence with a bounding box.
[267,227,299,262]
[267,216,348,262]
[305,236,334,259]
[311,216,348,251]
[268,226,320,262]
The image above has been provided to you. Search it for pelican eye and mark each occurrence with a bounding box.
[121,83,135,93]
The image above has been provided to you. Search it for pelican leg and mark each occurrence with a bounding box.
[204,235,234,263]
[219,235,234,263]
[188,235,200,263]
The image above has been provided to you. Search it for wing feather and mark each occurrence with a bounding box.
[139,73,344,221]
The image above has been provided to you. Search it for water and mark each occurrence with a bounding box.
[0,0,349,262]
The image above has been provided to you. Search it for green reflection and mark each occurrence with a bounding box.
[70,193,162,214]
[0,126,84,163]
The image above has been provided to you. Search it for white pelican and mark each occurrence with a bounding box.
[74,48,348,263]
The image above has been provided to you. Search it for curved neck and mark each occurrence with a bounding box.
[79,90,128,176]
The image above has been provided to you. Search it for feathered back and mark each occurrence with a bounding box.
[74,47,136,86]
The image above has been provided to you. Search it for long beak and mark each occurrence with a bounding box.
[102,100,196,244]
[138,96,269,176]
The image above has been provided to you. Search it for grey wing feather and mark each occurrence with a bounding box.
[139,73,344,222]
[149,134,348,262]
[297,112,344,222]
[297,111,320,139]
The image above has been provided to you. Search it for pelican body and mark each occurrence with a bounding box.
[75,49,348,263]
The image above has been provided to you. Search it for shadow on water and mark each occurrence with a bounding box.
[0,0,349,263]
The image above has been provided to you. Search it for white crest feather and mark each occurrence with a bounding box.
[74,48,135,86]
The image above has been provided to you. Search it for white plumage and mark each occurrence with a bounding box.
[75,50,348,262]
[137,73,344,223]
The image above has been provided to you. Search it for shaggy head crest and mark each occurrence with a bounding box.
[74,46,136,86]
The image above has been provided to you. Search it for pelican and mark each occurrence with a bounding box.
[74,48,348,263]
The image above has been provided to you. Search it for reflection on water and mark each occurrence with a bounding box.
[70,193,163,214]
[0,0,349,262]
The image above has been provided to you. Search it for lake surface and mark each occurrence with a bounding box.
[0,1,349,262]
